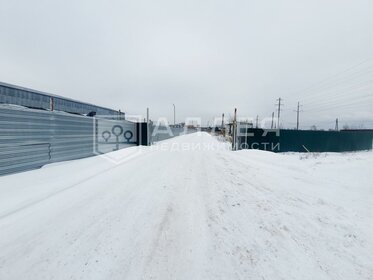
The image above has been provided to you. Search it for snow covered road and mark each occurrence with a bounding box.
[0,132,372,280]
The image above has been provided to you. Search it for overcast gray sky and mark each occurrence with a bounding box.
[1,0,372,128]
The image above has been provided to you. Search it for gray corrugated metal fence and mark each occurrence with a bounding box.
[0,143,51,176]
[0,105,137,176]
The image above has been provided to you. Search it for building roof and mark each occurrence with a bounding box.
[0,81,117,113]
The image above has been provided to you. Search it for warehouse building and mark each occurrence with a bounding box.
[0,81,122,117]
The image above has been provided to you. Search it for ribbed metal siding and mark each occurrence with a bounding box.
[94,118,138,153]
[0,106,137,176]
[0,86,50,110]
[0,143,51,175]
[50,112,94,162]
[0,83,118,116]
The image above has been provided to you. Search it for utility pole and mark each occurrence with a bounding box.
[256,115,259,128]
[271,112,274,129]
[233,108,237,150]
[296,102,300,130]
[221,113,225,136]
[294,102,302,130]
[172,104,176,126]
[335,118,339,131]
[146,107,150,145]
[276,98,283,129]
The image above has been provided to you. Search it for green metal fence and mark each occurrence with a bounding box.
[237,128,373,153]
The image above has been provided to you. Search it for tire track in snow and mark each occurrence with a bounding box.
[142,148,209,280]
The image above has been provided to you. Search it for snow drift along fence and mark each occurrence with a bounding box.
[148,125,198,143]
[236,128,373,152]
[0,105,138,176]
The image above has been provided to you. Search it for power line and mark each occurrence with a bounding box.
[302,80,373,106]
[267,59,373,130]
[291,58,373,98]
[304,95,373,113]
[299,67,373,101]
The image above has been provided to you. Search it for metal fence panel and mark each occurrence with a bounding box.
[0,143,50,175]
[94,118,137,154]
[237,127,373,152]
[0,105,138,176]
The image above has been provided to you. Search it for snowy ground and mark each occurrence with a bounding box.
[0,132,372,280]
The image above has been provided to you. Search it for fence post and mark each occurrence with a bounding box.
[232,108,237,150]
[146,108,150,146]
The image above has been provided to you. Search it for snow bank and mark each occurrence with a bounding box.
[0,133,372,279]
